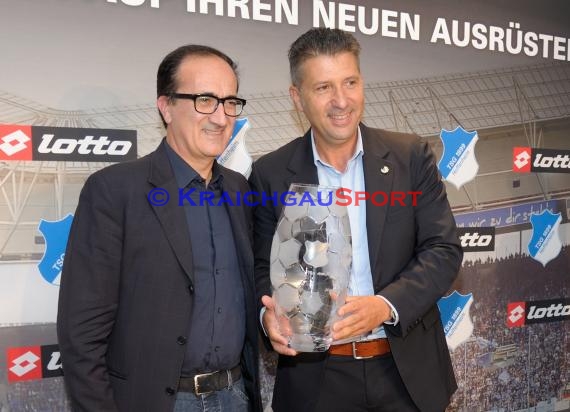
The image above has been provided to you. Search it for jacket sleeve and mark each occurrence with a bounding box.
[57,172,122,412]
[380,139,463,337]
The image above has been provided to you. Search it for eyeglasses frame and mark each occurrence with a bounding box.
[169,92,246,117]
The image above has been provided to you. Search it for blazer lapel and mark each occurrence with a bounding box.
[147,141,195,283]
[287,131,319,185]
[286,131,318,183]
[361,125,394,278]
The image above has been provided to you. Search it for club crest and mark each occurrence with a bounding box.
[218,117,252,178]
[438,290,474,350]
[437,126,479,189]
[37,214,73,285]
[527,210,562,266]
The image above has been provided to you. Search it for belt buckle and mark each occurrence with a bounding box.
[352,341,373,360]
[194,371,216,396]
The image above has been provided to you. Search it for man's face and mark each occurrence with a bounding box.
[158,55,238,167]
[290,52,364,148]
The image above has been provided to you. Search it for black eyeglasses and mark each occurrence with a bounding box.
[169,93,246,117]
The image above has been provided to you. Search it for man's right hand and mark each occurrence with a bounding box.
[261,295,298,356]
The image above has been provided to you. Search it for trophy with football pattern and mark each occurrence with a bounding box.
[270,184,352,352]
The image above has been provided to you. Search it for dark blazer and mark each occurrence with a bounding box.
[57,140,261,412]
[249,124,462,412]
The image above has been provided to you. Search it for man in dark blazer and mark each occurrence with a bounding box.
[57,45,261,412]
[249,29,462,411]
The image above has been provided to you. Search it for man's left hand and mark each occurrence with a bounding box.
[332,296,391,341]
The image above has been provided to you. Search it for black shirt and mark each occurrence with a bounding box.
[165,142,245,376]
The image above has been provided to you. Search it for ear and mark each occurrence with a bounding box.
[289,85,304,113]
[157,95,172,125]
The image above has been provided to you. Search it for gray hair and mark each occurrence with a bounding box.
[288,28,361,87]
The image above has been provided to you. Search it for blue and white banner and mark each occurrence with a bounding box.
[455,199,566,228]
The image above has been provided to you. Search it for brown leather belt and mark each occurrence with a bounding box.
[328,338,390,359]
[178,365,241,395]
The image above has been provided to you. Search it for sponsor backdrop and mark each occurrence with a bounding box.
[1,1,569,411]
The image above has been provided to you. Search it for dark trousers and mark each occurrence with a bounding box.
[314,354,420,412]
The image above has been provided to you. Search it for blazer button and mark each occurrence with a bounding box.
[188,284,194,294]
[165,387,176,396]
[177,336,187,345]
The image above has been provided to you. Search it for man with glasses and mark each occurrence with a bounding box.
[58,45,261,412]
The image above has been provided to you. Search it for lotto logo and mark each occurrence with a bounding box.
[526,301,570,322]
[513,147,531,172]
[513,147,570,174]
[531,149,570,172]
[506,302,526,327]
[0,125,33,160]
[6,347,42,382]
[506,298,570,328]
[40,345,63,378]
[6,344,64,382]
[0,124,136,162]
[457,227,495,252]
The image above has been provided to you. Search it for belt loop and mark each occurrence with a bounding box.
[227,368,233,388]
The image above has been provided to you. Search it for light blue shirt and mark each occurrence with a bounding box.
[311,128,396,340]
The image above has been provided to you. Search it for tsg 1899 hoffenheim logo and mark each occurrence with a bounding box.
[38,214,73,285]
[437,290,474,350]
[437,126,479,190]
[527,210,562,266]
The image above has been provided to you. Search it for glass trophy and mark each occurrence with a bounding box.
[270,183,352,352]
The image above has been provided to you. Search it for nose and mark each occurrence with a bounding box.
[331,86,348,109]
[208,102,228,126]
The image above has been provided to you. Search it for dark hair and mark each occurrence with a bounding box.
[156,44,239,127]
[288,28,361,87]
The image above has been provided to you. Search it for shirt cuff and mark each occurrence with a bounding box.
[259,307,269,336]
[376,295,399,326]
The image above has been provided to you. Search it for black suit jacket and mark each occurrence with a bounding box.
[57,140,261,412]
[249,124,462,412]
